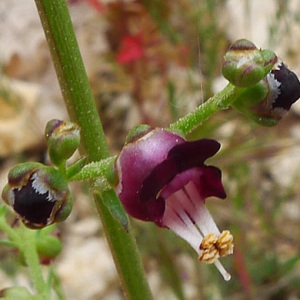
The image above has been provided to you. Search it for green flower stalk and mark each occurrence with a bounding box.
[0,207,51,298]
[16,227,63,266]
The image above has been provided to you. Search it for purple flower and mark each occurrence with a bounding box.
[115,127,233,280]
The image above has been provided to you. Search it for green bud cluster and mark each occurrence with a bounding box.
[222,39,277,87]
[222,39,300,126]
[45,119,80,167]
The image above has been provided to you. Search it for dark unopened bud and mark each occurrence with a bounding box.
[223,39,277,87]
[45,119,80,166]
[265,59,300,114]
[1,163,73,229]
[232,59,300,126]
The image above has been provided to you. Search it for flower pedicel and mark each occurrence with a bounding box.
[115,126,233,280]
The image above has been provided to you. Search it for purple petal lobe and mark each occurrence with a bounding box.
[140,139,221,202]
[140,157,178,202]
[196,166,226,199]
[159,166,226,204]
[167,139,221,171]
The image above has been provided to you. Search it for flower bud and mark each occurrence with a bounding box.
[222,39,277,87]
[1,163,73,229]
[36,234,62,264]
[45,119,80,166]
[232,59,300,125]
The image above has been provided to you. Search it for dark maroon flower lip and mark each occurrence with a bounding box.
[250,59,300,123]
[140,139,222,203]
[270,61,300,111]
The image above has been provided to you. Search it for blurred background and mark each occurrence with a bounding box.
[1,0,300,299]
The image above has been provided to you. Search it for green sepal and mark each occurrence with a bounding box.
[95,188,129,232]
[125,124,152,144]
[232,82,268,108]
[231,81,278,126]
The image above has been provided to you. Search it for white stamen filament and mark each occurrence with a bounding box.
[161,181,232,281]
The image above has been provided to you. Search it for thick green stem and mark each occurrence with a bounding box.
[169,83,241,135]
[34,0,109,159]
[34,0,152,299]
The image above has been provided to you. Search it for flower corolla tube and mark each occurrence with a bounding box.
[115,127,233,280]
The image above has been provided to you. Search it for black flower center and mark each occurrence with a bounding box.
[13,179,55,225]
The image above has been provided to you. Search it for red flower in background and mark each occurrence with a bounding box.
[68,0,104,13]
[116,35,144,64]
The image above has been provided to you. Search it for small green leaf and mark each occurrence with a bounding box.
[96,189,129,232]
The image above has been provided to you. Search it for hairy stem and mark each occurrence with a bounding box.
[34,0,152,299]
[169,83,241,135]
